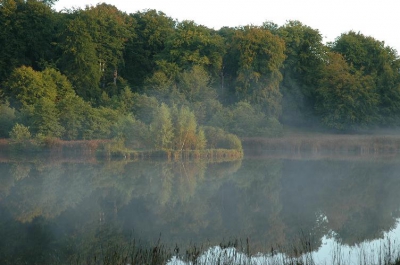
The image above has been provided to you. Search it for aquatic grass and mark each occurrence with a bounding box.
[166,236,400,265]
[96,148,244,161]
[8,235,400,265]
[242,135,400,155]
[0,138,244,162]
[64,238,174,265]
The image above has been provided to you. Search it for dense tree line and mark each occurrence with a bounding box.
[1,0,400,147]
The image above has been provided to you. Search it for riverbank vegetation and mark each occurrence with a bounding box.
[242,134,400,155]
[67,238,400,265]
[1,0,400,155]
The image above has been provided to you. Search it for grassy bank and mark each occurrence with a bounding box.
[96,147,243,161]
[0,138,108,160]
[0,138,243,161]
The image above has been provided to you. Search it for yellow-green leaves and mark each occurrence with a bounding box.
[233,26,286,117]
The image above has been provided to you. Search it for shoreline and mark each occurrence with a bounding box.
[242,134,400,155]
[0,138,243,161]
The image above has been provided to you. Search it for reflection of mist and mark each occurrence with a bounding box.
[1,156,400,263]
[280,158,400,248]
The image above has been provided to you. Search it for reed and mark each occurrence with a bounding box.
[0,138,243,162]
[96,148,244,161]
[243,135,400,155]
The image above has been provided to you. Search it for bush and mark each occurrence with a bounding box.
[203,126,242,151]
[112,114,151,149]
[0,101,16,138]
[9,123,31,142]
[209,101,283,137]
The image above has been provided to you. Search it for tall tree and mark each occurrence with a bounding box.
[276,21,327,126]
[82,3,135,86]
[232,26,286,118]
[315,52,379,130]
[177,65,216,103]
[58,16,101,101]
[0,101,16,137]
[122,9,175,89]
[3,66,57,108]
[58,4,134,101]
[218,26,241,104]
[171,105,198,151]
[31,96,64,137]
[150,103,174,150]
[0,0,56,83]
[331,31,400,126]
[57,93,88,140]
[160,20,225,82]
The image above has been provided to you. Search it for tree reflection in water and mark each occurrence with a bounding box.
[0,155,400,264]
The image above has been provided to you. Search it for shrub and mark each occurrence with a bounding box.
[9,123,31,142]
[209,101,283,137]
[0,101,16,138]
[203,126,242,151]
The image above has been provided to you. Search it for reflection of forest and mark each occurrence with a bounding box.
[281,159,400,246]
[0,156,400,263]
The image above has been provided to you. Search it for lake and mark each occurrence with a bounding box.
[0,153,400,264]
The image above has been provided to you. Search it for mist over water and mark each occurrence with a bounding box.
[0,154,400,264]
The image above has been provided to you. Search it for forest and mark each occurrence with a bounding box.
[1,0,400,152]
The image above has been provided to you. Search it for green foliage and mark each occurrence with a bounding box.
[9,123,31,142]
[3,2,400,141]
[277,21,327,126]
[331,31,394,75]
[331,31,400,126]
[58,16,102,101]
[203,126,242,151]
[177,65,217,103]
[232,26,286,117]
[160,20,225,80]
[195,127,207,150]
[81,4,134,69]
[41,68,75,100]
[31,97,64,137]
[142,63,179,101]
[57,93,88,140]
[209,101,283,137]
[192,98,223,125]
[143,65,217,112]
[171,105,198,151]
[117,86,135,115]
[81,4,134,98]
[315,52,379,130]
[58,4,134,102]
[81,106,118,140]
[0,101,16,138]
[150,103,174,150]
[122,10,175,88]
[0,0,56,82]
[112,114,150,149]
[131,93,160,124]
[3,66,57,107]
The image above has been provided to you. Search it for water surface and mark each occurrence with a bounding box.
[0,154,399,264]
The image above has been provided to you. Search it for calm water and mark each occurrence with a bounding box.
[1,154,400,264]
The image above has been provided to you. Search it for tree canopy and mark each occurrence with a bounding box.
[1,0,400,144]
